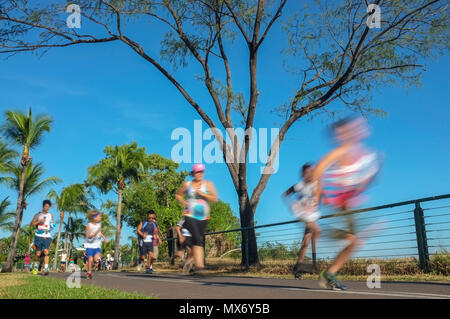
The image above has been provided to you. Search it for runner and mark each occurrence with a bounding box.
[81,251,88,272]
[30,200,55,275]
[176,217,194,274]
[84,210,107,280]
[312,116,380,291]
[175,163,218,277]
[24,253,31,272]
[60,251,67,272]
[137,210,161,274]
[152,218,163,268]
[283,163,322,279]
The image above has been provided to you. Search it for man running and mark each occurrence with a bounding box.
[30,200,55,276]
[137,210,161,274]
[283,163,322,279]
[60,251,68,272]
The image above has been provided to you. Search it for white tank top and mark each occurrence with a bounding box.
[35,212,53,238]
[85,222,102,249]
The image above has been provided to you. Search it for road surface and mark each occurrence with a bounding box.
[49,271,450,299]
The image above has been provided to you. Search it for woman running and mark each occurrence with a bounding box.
[176,163,218,276]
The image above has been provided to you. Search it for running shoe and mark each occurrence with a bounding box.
[194,268,207,278]
[292,263,303,279]
[183,261,193,275]
[145,268,153,274]
[293,263,314,279]
[319,271,347,291]
[44,269,49,276]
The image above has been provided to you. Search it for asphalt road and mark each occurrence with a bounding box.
[49,271,450,299]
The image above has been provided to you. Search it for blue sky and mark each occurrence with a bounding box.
[0,4,449,254]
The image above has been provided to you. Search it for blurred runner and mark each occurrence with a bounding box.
[313,116,381,291]
[283,163,322,279]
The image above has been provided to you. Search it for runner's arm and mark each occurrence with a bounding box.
[312,145,347,204]
[283,185,296,197]
[175,182,189,207]
[154,227,162,245]
[137,222,145,238]
[30,214,40,227]
[175,225,185,244]
[100,232,108,243]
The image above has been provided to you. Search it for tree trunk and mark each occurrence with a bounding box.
[52,211,64,271]
[113,188,123,270]
[2,162,28,273]
[64,212,71,255]
[239,193,259,267]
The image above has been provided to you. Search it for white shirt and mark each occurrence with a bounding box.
[291,181,321,223]
[84,222,102,249]
[34,212,54,238]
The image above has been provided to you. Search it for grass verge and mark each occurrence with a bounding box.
[0,273,153,299]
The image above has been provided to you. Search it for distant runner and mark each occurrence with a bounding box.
[30,200,55,276]
[84,210,107,280]
[137,210,161,274]
[283,163,322,279]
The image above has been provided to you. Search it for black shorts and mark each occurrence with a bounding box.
[139,242,154,256]
[183,216,207,247]
[180,236,193,249]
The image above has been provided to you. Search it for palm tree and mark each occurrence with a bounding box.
[87,142,147,269]
[1,108,52,272]
[19,224,35,254]
[47,184,91,270]
[98,213,116,240]
[0,161,60,272]
[61,217,85,259]
[0,141,17,174]
[0,197,15,231]
[128,235,139,267]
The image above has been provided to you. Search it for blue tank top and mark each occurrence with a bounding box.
[140,221,156,245]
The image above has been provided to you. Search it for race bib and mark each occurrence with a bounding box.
[143,234,153,243]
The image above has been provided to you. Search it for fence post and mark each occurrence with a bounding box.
[244,228,249,269]
[413,201,430,273]
[170,237,176,266]
[202,235,206,266]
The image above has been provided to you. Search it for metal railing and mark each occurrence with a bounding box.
[166,194,450,273]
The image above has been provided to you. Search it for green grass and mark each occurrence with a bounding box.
[0,273,153,299]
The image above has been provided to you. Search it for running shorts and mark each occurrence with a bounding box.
[182,216,207,247]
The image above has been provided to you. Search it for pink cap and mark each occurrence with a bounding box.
[192,163,205,173]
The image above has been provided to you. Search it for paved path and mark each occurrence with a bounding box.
[50,271,450,299]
